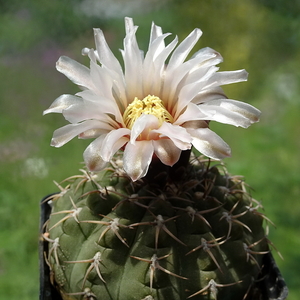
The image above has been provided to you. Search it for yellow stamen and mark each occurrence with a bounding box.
[123,95,173,129]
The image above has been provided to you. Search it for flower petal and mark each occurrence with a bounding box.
[191,47,223,66]
[122,17,144,100]
[93,28,124,75]
[200,99,261,127]
[206,69,248,88]
[79,128,108,139]
[93,28,127,110]
[167,28,202,71]
[174,66,219,117]
[123,140,154,181]
[43,94,83,115]
[188,127,231,159]
[62,101,116,127]
[89,56,126,124]
[130,114,159,144]
[174,103,210,125]
[89,60,113,96]
[149,22,163,45]
[100,128,130,161]
[56,56,94,90]
[146,36,178,96]
[83,135,108,172]
[153,139,181,166]
[165,47,222,109]
[192,87,227,105]
[162,28,202,102]
[143,32,172,95]
[75,89,123,125]
[148,30,169,60]
[51,120,108,147]
[153,122,192,150]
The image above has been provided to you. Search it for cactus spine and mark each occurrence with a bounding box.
[43,152,270,300]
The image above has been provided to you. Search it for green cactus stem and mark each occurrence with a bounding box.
[43,153,270,300]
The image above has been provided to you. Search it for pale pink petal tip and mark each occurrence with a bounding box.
[123,141,154,181]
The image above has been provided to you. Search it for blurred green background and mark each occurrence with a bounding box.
[0,0,299,299]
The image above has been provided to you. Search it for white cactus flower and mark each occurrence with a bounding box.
[44,17,260,181]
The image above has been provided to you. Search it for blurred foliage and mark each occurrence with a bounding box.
[0,0,299,299]
[258,0,300,18]
[0,0,110,55]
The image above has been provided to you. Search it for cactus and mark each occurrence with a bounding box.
[43,152,270,300]
[42,17,274,300]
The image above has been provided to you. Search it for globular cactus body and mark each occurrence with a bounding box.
[45,156,269,300]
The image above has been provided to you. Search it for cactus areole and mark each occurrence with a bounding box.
[42,18,286,300]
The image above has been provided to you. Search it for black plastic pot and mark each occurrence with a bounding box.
[39,195,289,300]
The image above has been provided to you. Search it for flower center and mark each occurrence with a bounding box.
[123,95,173,129]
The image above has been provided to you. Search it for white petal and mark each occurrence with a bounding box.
[162,28,202,102]
[122,18,144,100]
[164,47,221,107]
[62,101,116,126]
[89,60,113,96]
[61,95,103,123]
[191,47,223,65]
[93,28,127,110]
[200,99,261,127]
[79,128,107,139]
[174,103,209,125]
[207,69,248,88]
[147,36,178,96]
[188,128,231,159]
[149,22,163,45]
[179,64,220,90]
[145,23,177,96]
[143,33,172,94]
[56,56,94,90]
[43,94,83,115]
[130,114,159,144]
[62,98,121,129]
[200,106,252,127]
[153,139,181,166]
[93,28,123,74]
[153,122,192,150]
[83,135,108,172]
[125,17,138,34]
[182,120,210,130]
[100,128,130,161]
[167,28,202,71]
[192,87,227,104]
[148,31,170,61]
[180,56,223,89]
[85,47,98,63]
[123,140,154,181]
[76,90,123,125]
[51,120,108,147]
[174,66,219,117]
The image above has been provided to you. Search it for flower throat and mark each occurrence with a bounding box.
[123,95,173,129]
